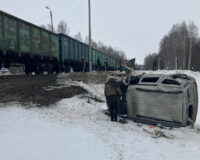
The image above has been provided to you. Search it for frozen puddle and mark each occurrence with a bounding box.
[0,107,111,160]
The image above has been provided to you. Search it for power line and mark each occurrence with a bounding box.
[54,0,76,15]
[34,0,77,23]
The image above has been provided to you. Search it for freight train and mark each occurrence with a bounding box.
[0,10,120,74]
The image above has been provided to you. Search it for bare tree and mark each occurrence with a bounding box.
[188,21,199,69]
[45,24,56,32]
[119,50,127,60]
[57,21,70,35]
[158,21,199,70]
[98,41,104,48]
[83,36,127,60]
[144,53,158,70]
[188,21,198,39]
[84,36,89,44]
[92,41,98,49]
[40,24,55,32]
[40,24,47,29]
[74,32,83,42]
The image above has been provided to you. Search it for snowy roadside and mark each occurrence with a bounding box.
[0,105,111,160]
[0,70,200,160]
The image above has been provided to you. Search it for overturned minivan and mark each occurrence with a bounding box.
[126,73,198,127]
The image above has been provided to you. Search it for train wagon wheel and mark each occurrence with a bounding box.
[46,64,53,74]
[25,64,32,75]
[4,62,10,69]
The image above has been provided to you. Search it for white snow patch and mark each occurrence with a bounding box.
[1,70,200,160]
[0,105,112,160]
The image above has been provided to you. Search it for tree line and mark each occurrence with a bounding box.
[41,21,127,60]
[144,21,200,71]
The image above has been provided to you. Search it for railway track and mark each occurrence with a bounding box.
[0,71,123,84]
[0,74,56,81]
[62,72,110,84]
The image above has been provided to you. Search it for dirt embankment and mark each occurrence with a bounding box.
[65,71,124,84]
[0,75,87,107]
[0,71,124,107]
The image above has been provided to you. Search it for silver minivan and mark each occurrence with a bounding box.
[126,73,198,127]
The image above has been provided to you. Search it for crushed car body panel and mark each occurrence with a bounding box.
[126,73,198,127]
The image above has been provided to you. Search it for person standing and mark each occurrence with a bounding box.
[120,59,123,72]
[105,58,109,71]
[81,57,85,72]
[97,57,101,71]
[119,76,128,116]
[84,59,86,71]
[104,77,122,122]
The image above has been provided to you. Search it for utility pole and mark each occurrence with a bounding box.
[158,57,161,70]
[46,6,54,32]
[172,36,175,69]
[183,36,186,70]
[188,37,193,70]
[175,56,177,70]
[88,0,92,72]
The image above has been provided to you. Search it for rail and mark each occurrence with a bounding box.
[0,74,56,81]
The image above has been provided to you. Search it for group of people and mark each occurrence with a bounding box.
[81,57,87,72]
[81,57,134,73]
[104,76,128,122]
[97,57,109,71]
[81,56,109,72]
[120,59,124,72]
[104,58,136,122]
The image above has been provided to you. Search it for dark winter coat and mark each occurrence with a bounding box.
[81,58,85,67]
[97,59,101,66]
[104,80,121,97]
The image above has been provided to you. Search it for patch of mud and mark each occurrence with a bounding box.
[0,75,87,107]
[0,71,123,107]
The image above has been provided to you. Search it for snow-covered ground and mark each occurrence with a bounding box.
[0,70,200,160]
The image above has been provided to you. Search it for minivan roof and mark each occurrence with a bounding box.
[134,74,191,87]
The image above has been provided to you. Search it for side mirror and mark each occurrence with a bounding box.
[126,58,135,69]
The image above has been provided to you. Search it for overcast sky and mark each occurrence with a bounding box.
[1,0,200,64]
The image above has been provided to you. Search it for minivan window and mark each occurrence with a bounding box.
[129,76,140,85]
[141,77,159,83]
[162,79,180,86]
